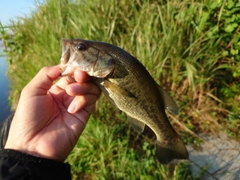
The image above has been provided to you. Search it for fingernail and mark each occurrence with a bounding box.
[68,102,76,113]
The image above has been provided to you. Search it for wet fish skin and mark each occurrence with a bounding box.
[60,38,189,164]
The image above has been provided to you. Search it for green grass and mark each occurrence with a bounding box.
[1,0,240,179]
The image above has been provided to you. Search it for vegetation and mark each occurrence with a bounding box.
[1,0,239,179]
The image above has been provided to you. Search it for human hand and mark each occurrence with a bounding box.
[5,65,101,162]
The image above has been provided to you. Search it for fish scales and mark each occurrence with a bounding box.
[102,47,177,140]
[108,65,174,136]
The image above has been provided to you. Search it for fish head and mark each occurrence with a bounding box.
[60,38,115,78]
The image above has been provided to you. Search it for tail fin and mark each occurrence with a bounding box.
[156,138,189,164]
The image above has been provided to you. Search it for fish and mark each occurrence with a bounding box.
[60,38,189,164]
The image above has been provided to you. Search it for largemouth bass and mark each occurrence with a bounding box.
[60,39,188,164]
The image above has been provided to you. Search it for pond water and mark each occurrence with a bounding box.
[0,40,11,124]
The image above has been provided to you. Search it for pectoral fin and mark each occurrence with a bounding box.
[103,80,136,98]
[158,85,178,115]
[127,115,145,133]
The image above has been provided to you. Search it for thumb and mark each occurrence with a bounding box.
[23,66,61,96]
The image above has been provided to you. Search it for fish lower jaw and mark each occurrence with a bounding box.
[60,64,75,76]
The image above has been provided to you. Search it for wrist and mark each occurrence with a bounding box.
[5,141,65,162]
[5,143,43,160]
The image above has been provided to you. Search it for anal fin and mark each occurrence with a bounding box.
[127,115,145,133]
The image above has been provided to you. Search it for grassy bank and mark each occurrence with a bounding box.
[1,0,240,179]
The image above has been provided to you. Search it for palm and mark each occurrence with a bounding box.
[5,66,100,161]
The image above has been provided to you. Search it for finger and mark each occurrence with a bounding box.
[74,69,90,83]
[71,104,96,134]
[23,66,61,96]
[66,82,101,97]
[67,104,96,139]
[51,75,76,92]
[67,94,98,114]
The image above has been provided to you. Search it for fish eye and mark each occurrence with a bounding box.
[77,43,87,51]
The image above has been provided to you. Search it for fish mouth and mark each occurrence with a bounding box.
[61,39,71,64]
[60,39,76,76]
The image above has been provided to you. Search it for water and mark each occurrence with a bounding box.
[0,40,11,123]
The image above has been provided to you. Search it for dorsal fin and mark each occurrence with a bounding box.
[157,85,178,115]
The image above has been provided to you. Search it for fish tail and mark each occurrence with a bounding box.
[156,137,189,164]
